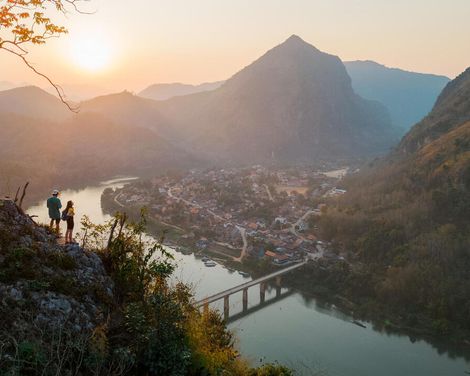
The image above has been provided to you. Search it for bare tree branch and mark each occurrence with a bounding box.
[19,181,29,209]
[14,186,20,203]
[3,45,79,111]
[0,0,94,112]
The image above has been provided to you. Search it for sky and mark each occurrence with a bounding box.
[1,0,469,96]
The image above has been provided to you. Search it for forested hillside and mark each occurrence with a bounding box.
[0,106,197,205]
[317,68,470,337]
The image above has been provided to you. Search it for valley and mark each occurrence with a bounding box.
[26,178,470,376]
[1,18,469,374]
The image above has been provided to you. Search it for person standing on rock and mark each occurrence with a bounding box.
[47,189,62,235]
[63,200,75,244]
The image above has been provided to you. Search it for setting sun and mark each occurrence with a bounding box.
[69,32,113,71]
[1,1,470,375]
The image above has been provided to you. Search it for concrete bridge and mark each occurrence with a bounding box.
[226,289,295,324]
[195,260,308,320]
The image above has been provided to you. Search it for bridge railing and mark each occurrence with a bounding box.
[195,260,308,319]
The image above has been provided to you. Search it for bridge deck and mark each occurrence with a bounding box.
[195,260,307,307]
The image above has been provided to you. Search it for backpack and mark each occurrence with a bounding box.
[61,209,68,221]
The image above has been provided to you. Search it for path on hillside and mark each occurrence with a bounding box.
[234,226,247,262]
[114,192,125,207]
[290,209,316,240]
[264,184,274,201]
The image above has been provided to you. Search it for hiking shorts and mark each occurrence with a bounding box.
[66,216,74,230]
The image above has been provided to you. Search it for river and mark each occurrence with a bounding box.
[28,179,470,376]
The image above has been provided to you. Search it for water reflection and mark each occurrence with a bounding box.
[26,179,470,376]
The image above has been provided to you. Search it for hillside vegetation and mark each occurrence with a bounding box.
[0,200,292,375]
[0,109,197,205]
[316,68,470,337]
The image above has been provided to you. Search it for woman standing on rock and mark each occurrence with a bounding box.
[63,201,75,244]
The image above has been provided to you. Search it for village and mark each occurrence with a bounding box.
[103,165,349,270]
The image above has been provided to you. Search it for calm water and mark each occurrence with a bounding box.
[28,180,470,376]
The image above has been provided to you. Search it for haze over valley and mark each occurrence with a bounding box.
[1,1,469,375]
[0,35,451,202]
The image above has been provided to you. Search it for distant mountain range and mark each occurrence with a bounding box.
[152,35,400,164]
[344,60,450,130]
[0,34,454,198]
[139,81,224,101]
[0,86,72,121]
[399,67,470,153]
[136,60,450,134]
[0,88,197,203]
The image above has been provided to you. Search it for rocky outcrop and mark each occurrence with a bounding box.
[0,199,113,339]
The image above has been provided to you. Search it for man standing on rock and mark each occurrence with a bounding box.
[47,189,62,235]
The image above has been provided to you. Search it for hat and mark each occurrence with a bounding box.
[52,189,59,195]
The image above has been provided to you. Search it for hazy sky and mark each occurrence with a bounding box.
[1,0,469,94]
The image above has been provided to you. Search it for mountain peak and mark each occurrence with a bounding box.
[156,36,397,163]
[0,85,71,121]
[281,34,319,51]
[285,34,304,43]
[3,85,54,97]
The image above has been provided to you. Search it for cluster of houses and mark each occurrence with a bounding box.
[110,165,347,266]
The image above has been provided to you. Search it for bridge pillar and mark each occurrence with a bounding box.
[260,282,266,303]
[276,276,282,297]
[224,295,230,320]
[242,288,248,311]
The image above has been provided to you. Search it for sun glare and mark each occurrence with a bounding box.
[69,33,113,72]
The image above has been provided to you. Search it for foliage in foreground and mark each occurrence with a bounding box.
[80,210,293,375]
[1,209,292,375]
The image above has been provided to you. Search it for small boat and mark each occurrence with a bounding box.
[352,320,367,328]
[204,261,217,267]
[176,246,192,255]
[201,256,210,262]
[238,271,250,278]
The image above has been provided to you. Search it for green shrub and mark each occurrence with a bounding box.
[45,252,77,270]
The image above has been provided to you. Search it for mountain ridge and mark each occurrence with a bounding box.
[399,66,470,153]
[345,60,450,130]
[155,35,400,164]
[139,81,224,101]
[0,85,72,121]
[316,65,470,337]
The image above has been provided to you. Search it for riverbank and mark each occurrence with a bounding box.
[281,259,470,355]
[102,188,245,261]
[28,178,470,375]
[101,183,470,357]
